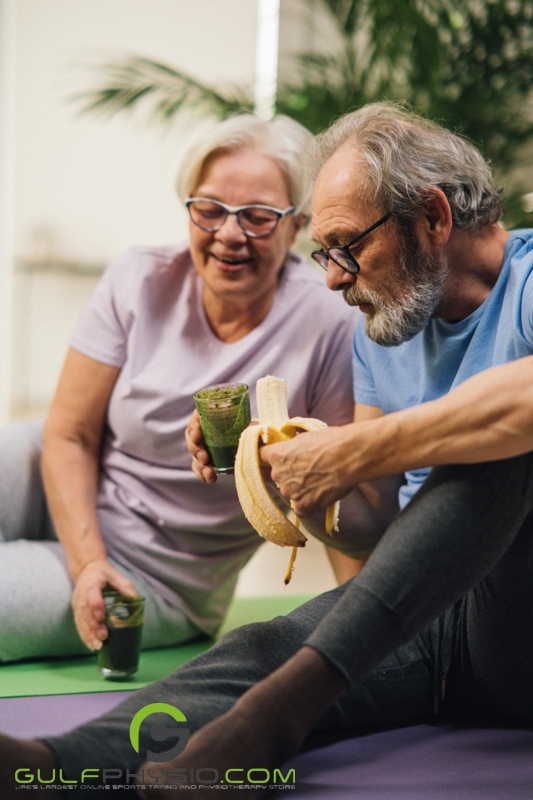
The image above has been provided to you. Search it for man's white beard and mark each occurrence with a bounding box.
[343,230,448,347]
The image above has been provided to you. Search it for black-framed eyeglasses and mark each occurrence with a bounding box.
[311,211,393,274]
[185,197,295,239]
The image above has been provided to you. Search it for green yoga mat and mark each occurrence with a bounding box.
[0,594,314,699]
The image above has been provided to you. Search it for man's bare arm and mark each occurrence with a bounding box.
[261,356,533,516]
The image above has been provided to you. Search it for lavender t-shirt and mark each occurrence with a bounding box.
[70,244,357,634]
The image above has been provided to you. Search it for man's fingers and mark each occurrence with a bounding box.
[258,446,271,467]
[258,442,281,467]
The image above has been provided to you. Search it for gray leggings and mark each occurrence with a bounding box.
[0,420,198,662]
[45,452,533,797]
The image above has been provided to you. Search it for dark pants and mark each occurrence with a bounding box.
[45,455,533,797]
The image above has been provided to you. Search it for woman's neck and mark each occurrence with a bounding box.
[202,284,278,343]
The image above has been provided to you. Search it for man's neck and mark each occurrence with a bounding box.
[436,224,510,323]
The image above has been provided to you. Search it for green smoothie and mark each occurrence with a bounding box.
[97,591,145,680]
[194,383,251,473]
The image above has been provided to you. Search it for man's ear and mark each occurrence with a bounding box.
[417,188,453,246]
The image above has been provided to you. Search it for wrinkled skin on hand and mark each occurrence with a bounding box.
[72,559,137,650]
[260,426,358,517]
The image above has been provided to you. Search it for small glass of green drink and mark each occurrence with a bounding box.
[97,591,145,680]
[193,383,251,474]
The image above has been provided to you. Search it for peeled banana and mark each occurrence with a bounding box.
[234,375,340,583]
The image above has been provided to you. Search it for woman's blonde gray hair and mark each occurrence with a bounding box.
[176,114,314,215]
[310,102,503,230]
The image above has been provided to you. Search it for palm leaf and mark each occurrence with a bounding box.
[71,55,254,121]
[71,1,533,180]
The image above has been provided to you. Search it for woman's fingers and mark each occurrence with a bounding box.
[186,410,217,482]
[186,411,208,458]
[73,586,106,650]
[72,561,138,650]
[104,568,137,599]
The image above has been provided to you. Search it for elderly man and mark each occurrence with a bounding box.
[3,102,533,798]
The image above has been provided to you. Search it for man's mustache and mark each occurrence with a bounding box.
[343,285,384,309]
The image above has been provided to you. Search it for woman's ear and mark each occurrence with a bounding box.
[285,212,309,249]
[291,213,309,239]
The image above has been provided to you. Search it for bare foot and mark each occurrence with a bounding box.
[135,701,291,799]
[135,646,347,800]
[0,734,61,799]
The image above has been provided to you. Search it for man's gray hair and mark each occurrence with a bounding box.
[176,114,314,215]
[311,102,503,229]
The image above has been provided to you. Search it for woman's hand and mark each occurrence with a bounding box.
[71,559,137,650]
[186,410,217,484]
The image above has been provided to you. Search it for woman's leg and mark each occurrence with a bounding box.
[0,543,199,661]
[0,419,51,542]
[0,540,87,660]
[0,421,199,660]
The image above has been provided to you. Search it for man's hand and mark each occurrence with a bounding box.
[136,646,347,800]
[260,426,359,516]
[72,559,137,650]
[185,410,217,484]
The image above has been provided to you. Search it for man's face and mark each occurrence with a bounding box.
[312,144,448,346]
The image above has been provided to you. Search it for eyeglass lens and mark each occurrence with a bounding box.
[327,249,358,272]
[188,200,280,236]
[312,250,357,273]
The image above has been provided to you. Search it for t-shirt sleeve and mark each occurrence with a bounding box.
[69,250,135,367]
[352,318,379,407]
[521,269,533,346]
[306,311,356,427]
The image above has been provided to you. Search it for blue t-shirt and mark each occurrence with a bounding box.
[353,229,533,508]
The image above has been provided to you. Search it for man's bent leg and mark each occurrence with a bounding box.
[452,508,533,723]
[307,454,533,692]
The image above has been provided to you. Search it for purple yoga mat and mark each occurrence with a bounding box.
[285,724,533,799]
[0,691,133,737]
[1,695,532,798]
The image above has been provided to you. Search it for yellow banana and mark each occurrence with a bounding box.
[234,375,339,583]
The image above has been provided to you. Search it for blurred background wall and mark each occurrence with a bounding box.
[4,0,533,417]
[2,0,258,418]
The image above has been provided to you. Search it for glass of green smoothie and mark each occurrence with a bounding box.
[193,383,251,474]
[96,591,145,680]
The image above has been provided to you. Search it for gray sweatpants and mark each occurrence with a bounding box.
[44,452,533,797]
[0,420,199,662]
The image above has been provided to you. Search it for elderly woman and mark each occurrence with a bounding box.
[0,115,357,663]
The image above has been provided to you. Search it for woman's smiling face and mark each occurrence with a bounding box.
[189,147,298,309]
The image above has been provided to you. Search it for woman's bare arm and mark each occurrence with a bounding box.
[42,348,136,649]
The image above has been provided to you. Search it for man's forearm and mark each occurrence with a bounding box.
[345,356,533,484]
